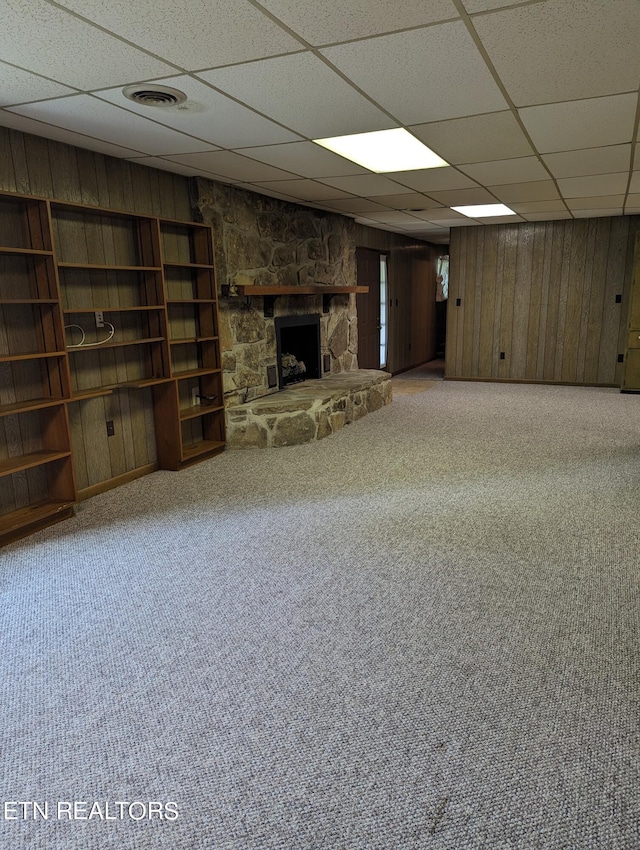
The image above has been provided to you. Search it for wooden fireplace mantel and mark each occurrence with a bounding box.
[225,284,369,296]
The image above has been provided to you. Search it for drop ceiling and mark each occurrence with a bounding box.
[1,0,639,244]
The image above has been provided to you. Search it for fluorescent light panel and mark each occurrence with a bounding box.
[452,203,516,217]
[313,128,448,173]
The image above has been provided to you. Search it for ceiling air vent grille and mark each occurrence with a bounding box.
[122,84,188,107]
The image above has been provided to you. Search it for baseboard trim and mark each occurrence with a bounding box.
[77,463,160,501]
[444,376,619,389]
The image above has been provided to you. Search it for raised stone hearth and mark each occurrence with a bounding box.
[226,369,392,448]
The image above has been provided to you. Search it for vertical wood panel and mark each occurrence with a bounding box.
[0,131,17,192]
[471,227,484,375]
[584,218,610,382]
[50,143,82,202]
[453,228,467,376]
[542,222,564,380]
[575,217,597,382]
[491,225,505,377]
[24,135,54,197]
[526,223,546,378]
[478,226,497,376]
[511,223,533,378]
[498,226,517,379]
[461,227,477,376]
[10,131,31,194]
[561,221,587,382]
[77,149,101,206]
[553,223,572,381]
[534,222,553,379]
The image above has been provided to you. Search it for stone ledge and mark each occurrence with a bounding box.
[226,369,392,448]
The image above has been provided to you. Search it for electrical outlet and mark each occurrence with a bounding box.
[95,311,104,328]
[191,387,199,407]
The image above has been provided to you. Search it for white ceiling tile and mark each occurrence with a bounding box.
[572,208,623,218]
[162,151,299,182]
[317,198,389,213]
[96,76,301,148]
[565,195,626,210]
[625,193,640,208]
[473,0,640,106]
[626,209,640,215]
[408,208,452,221]
[249,179,355,201]
[321,21,507,124]
[319,174,411,196]
[367,193,434,209]
[359,211,426,223]
[0,63,77,106]
[0,0,174,90]
[409,111,534,165]
[423,187,498,205]
[233,184,304,202]
[628,173,640,193]
[255,0,458,45]
[198,54,394,138]
[386,167,479,192]
[0,109,143,157]
[542,145,631,179]
[126,156,213,177]
[557,173,629,198]
[354,218,405,232]
[8,95,219,156]
[414,209,467,221]
[519,94,637,153]
[231,141,369,177]
[462,0,528,10]
[477,214,526,224]
[56,0,302,70]
[459,156,549,185]
[489,180,560,203]
[510,200,568,214]
[399,221,448,231]
[521,212,573,221]
[439,219,482,227]
[356,219,410,233]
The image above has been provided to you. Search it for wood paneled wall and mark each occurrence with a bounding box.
[355,225,441,374]
[447,216,640,386]
[0,128,192,217]
[0,127,192,494]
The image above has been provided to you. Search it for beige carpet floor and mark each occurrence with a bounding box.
[1,379,639,850]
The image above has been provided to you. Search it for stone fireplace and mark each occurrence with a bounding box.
[275,314,321,388]
[190,178,392,448]
[192,178,359,408]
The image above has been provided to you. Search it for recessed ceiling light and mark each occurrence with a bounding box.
[451,203,516,218]
[313,128,448,173]
[122,84,188,107]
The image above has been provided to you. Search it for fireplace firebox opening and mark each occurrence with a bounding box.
[275,314,322,389]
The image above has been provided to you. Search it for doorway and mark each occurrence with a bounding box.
[356,248,388,371]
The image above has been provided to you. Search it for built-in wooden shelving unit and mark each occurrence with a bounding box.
[0,190,225,545]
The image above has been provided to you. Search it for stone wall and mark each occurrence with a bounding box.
[226,370,392,448]
[192,178,358,407]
